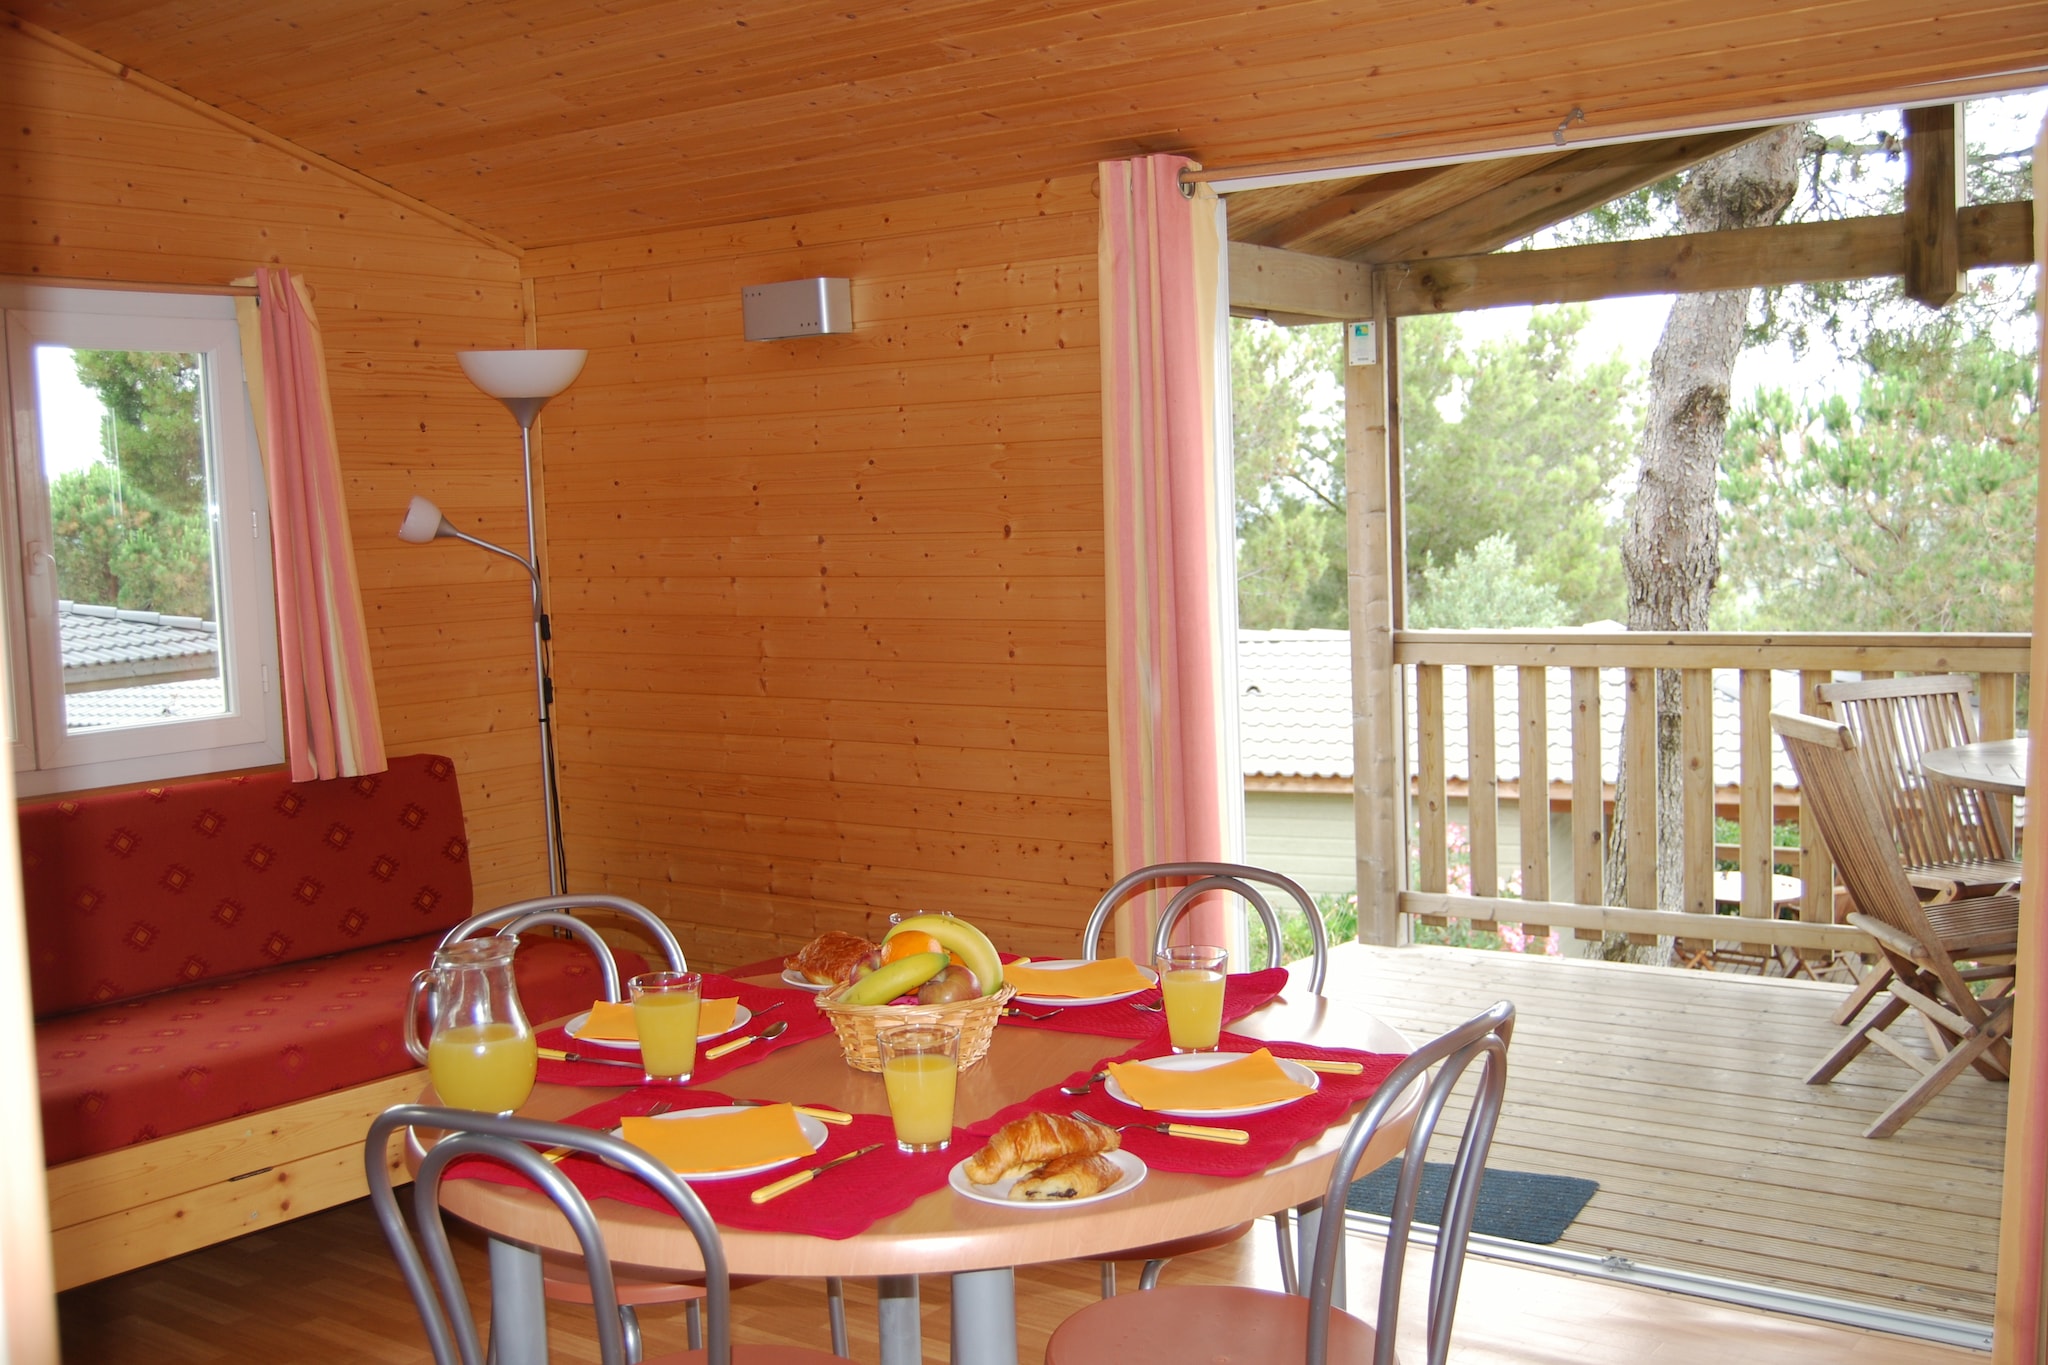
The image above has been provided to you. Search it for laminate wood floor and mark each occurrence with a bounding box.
[55,1194,1983,1364]
[1320,942,2007,1328]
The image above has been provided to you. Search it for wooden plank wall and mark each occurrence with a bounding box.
[521,178,1112,972]
[0,27,548,905]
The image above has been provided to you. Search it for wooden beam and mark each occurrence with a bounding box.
[1229,240,1374,321]
[1903,104,1966,308]
[1355,128,1771,262]
[1234,156,1560,256]
[1377,200,2035,316]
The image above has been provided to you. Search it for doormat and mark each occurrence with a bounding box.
[1345,1160,1598,1246]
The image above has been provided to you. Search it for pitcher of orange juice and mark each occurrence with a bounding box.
[404,937,538,1114]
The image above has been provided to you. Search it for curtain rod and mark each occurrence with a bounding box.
[0,273,259,297]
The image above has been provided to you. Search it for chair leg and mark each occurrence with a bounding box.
[1832,961,1892,1025]
[1809,995,1908,1084]
[1099,1262,1116,1298]
[686,1300,702,1352]
[1138,1259,1168,1290]
[1866,1003,2015,1138]
[827,1276,849,1357]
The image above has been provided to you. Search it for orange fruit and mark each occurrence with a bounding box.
[882,930,945,962]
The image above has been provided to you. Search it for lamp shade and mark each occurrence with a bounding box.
[458,349,588,400]
[398,495,453,544]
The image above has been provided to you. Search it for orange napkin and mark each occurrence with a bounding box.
[620,1104,814,1174]
[1106,1048,1315,1112]
[1006,958,1153,998]
[573,996,740,1042]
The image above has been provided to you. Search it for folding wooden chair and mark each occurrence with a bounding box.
[1817,675,2021,1025]
[1772,711,2019,1138]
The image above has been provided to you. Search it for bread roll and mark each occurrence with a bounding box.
[1010,1152,1123,1201]
[964,1112,1118,1185]
[786,931,879,986]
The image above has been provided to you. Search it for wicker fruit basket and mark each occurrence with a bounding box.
[816,982,1016,1073]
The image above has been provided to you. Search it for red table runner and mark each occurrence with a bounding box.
[970,1030,1407,1178]
[445,1086,959,1240]
[535,975,831,1087]
[996,966,1291,1039]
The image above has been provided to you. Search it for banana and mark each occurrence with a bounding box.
[883,913,1004,995]
[836,950,949,1008]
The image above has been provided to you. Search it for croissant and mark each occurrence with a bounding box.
[786,931,879,987]
[964,1112,1119,1185]
[1010,1152,1123,1201]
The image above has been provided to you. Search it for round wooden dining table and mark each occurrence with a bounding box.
[1922,735,2029,797]
[423,973,1415,1365]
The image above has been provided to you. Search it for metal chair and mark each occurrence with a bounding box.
[1077,861,1331,1295]
[367,1104,842,1365]
[1046,1001,1515,1365]
[431,901,848,1357]
[1773,711,2019,1138]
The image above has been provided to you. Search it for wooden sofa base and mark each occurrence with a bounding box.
[46,1068,424,1290]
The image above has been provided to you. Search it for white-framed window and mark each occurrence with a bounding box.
[0,285,282,796]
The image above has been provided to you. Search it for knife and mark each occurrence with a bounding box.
[749,1142,884,1204]
[538,1047,641,1069]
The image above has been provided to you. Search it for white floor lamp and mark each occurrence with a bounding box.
[399,348,587,895]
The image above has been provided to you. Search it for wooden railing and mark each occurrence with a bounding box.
[1387,631,2031,953]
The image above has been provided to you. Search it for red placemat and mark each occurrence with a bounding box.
[996,966,1291,1039]
[443,1087,959,1240]
[965,1030,1407,1179]
[536,976,831,1087]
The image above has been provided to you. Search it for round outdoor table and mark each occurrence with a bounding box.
[421,978,1415,1365]
[1922,736,2029,797]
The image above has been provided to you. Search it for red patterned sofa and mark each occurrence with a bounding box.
[19,754,629,1288]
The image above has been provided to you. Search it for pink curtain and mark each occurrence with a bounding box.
[1992,110,2048,1365]
[234,269,387,780]
[1098,154,1233,952]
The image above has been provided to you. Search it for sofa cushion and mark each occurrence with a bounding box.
[19,755,474,1018]
[37,932,641,1166]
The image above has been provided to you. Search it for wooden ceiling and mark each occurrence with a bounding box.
[9,0,2046,251]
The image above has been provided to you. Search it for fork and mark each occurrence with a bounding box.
[1070,1110,1247,1144]
[1003,1005,1063,1021]
[543,1100,671,1163]
[1128,998,1165,1013]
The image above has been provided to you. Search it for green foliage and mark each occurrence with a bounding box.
[71,351,207,514]
[49,464,216,619]
[1243,889,1359,967]
[50,349,216,618]
[1409,917,1506,952]
[1409,532,1571,629]
[1232,320,1348,628]
[1401,308,1636,624]
[1716,317,2037,633]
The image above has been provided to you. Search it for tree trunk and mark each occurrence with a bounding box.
[1602,128,1804,952]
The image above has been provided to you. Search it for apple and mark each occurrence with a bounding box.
[916,963,981,1005]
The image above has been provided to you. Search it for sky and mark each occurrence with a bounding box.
[33,346,110,479]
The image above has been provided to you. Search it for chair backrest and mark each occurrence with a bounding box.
[1300,1000,1514,1365]
[1081,861,1329,993]
[1816,675,2013,869]
[366,1104,732,1365]
[438,894,690,1001]
[1771,712,1979,1002]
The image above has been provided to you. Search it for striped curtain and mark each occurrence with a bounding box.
[1097,153,1239,953]
[234,269,387,780]
[1993,110,2048,1365]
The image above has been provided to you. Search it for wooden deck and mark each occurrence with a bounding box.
[1322,941,2006,1329]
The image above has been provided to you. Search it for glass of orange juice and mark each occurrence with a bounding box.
[630,971,703,1085]
[1155,945,1228,1053]
[877,1022,960,1153]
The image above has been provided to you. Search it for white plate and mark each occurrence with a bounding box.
[948,1149,1147,1209]
[563,1003,752,1050]
[781,967,831,993]
[1009,959,1160,1007]
[1103,1052,1320,1118]
[610,1106,830,1181]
